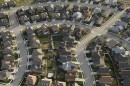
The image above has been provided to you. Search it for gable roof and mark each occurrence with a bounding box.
[38,78,52,86]
[114,54,128,62]
[99,76,113,84]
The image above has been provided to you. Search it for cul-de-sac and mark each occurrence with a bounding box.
[0,0,130,86]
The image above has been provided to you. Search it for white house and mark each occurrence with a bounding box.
[73,12,82,19]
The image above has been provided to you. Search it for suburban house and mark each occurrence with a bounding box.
[106,39,118,49]
[31,49,44,73]
[62,61,75,71]
[36,24,50,36]
[36,5,45,13]
[120,70,130,78]
[97,67,111,76]
[65,70,78,81]
[122,78,130,86]
[54,4,64,12]
[0,71,10,81]
[25,75,37,86]
[46,4,54,12]
[99,76,113,85]
[38,78,52,86]
[40,12,49,21]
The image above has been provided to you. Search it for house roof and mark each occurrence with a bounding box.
[93,7,101,14]
[116,21,128,28]
[98,35,106,43]
[102,10,111,17]
[1,60,11,70]
[0,71,9,80]
[99,76,113,84]
[106,39,117,49]
[3,54,15,62]
[20,15,29,23]
[36,5,44,12]
[96,17,103,24]
[54,4,64,12]
[3,47,13,54]
[40,12,48,19]
[119,62,130,70]
[47,4,54,12]
[123,78,130,86]
[17,8,25,16]
[25,75,37,85]
[26,27,34,36]
[31,15,40,21]
[73,12,82,19]
[114,54,128,62]
[112,46,126,54]
[38,78,52,86]
[73,4,80,12]
[0,18,9,26]
[59,49,71,57]
[31,38,41,48]
[65,70,77,81]
[62,61,75,71]
[0,12,7,19]
[120,70,130,78]
[32,48,43,56]
[97,67,110,75]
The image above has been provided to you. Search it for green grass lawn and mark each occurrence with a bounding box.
[78,72,83,78]
[76,81,83,86]
[38,36,49,43]
[47,60,53,68]
[52,35,63,41]
[0,0,4,4]
[14,0,35,7]
[71,57,77,61]
[47,68,53,73]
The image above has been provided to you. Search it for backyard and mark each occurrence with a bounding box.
[52,35,63,41]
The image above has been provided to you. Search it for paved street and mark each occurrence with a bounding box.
[0,2,128,86]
